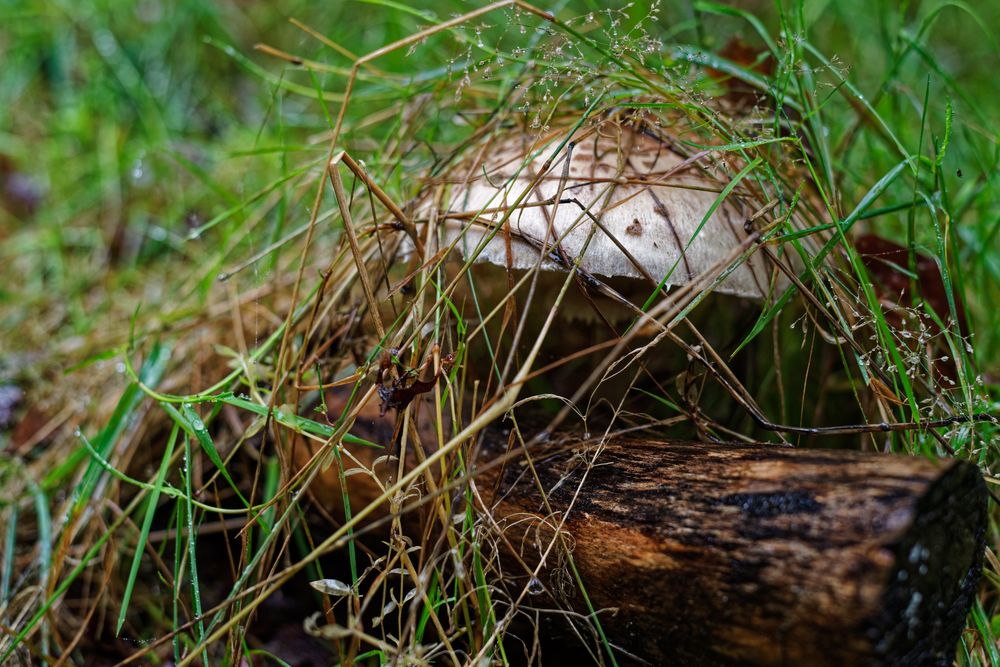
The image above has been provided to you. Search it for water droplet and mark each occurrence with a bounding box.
[130,159,145,184]
[527,577,544,595]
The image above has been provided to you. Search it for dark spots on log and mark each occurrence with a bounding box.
[736,522,819,543]
[725,555,768,587]
[731,449,859,467]
[720,491,822,518]
[873,489,913,505]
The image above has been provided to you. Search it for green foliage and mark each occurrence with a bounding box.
[0,0,997,664]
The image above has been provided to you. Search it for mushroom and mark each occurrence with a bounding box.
[422,113,800,311]
[402,112,822,420]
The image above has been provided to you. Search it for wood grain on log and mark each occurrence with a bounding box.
[480,437,986,667]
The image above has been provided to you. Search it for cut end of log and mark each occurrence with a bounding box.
[869,458,987,666]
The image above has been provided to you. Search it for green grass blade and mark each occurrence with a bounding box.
[68,343,171,507]
[115,424,179,636]
[0,505,16,604]
[734,158,911,354]
[182,435,208,657]
[642,157,764,312]
[219,394,377,447]
[162,402,250,508]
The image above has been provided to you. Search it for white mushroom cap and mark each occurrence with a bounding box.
[424,117,779,300]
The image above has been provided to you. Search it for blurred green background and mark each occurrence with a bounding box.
[1,0,997,377]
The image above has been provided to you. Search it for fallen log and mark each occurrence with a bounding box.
[480,436,987,667]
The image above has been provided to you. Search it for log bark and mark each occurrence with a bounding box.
[479,436,987,667]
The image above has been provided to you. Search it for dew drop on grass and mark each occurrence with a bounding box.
[94,29,117,56]
[130,158,145,184]
[527,577,544,595]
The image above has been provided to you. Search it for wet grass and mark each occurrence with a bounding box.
[1,0,998,665]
